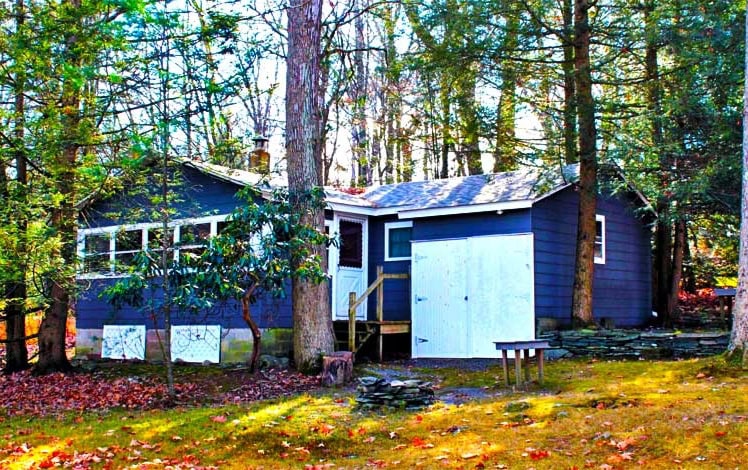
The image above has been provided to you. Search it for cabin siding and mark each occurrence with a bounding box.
[412,210,532,241]
[76,278,294,330]
[532,188,651,327]
[81,167,242,228]
[366,215,410,321]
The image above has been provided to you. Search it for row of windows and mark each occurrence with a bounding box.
[78,217,227,276]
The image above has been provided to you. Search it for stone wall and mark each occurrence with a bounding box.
[538,329,729,359]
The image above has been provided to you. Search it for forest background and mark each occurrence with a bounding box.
[0,0,745,372]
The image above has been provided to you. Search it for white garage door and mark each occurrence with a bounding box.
[411,234,535,358]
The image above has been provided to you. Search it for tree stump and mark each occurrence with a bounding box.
[321,351,354,387]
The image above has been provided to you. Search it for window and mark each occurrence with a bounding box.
[178,223,211,260]
[594,214,605,264]
[114,229,143,271]
[78,216,228,278]
[147,227,175,251]
[83,234,111,273]
[339,219,363,268]
[384,221,413,261]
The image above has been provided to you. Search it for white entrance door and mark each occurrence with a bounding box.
[411,234,535,358]
[411,239,469,357]
[333,215,368,320]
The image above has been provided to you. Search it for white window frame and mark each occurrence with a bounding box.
[594,214,606,265]
[384,220,413,262]
[77,214,229,279]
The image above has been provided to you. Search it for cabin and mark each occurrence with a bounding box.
[75,160,653,361]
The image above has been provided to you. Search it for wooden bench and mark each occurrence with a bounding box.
[494,340,551,386]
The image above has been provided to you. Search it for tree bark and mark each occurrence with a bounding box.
[667,218,687,325]
[439,79,451,179]
[241,285,261,373]
[456,70,481,176]
[286,0,335,373]
[645,0,673,325]
[727,0,748,365]
[570,0,597,327]
[351,0,370,186]
[562,0,577,164]
[3,0,29,374]
[494,4,518,173]
[36,0,83,374]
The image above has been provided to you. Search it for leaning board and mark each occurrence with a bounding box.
[170,325,221,363]
[101,325,146,360]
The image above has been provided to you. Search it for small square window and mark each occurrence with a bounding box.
[83,234,111,273]
[384,221,413,261]
[114,229,143,272]
[148,227,174,250]
[180,223,211,245]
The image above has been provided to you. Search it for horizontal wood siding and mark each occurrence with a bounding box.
[532,188,652,327]
[81,166,243,228]
[367,215,410,321]
[413,210,532,241]
[76,278,293,330]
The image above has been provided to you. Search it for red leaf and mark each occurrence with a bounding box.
[318,423,335,435]
[411,437,432,449]
[210,415,227,423]
[529,449,550,460]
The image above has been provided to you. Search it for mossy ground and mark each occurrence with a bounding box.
[1,357,746,469]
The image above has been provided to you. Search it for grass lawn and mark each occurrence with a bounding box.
[1,356,746,469]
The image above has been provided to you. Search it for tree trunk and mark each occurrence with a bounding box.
[382,2,397,184]
[570,0,597,327]
[3,0,29,374]
[456,70,481,176]
[653,220,672,324]
[562,0,577,164]
[727,1,748,365]
[667,218,687,325]
[494,6,518,173]
[351,0,370,186]
[286,0,335,373]
[36,0,83,374]
[241,285,261,373]
[645,0,672,326]
[439,80,451,179]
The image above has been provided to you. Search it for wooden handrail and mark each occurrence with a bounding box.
[347,265,409,353]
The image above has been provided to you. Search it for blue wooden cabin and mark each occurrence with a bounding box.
[75,161,653,360]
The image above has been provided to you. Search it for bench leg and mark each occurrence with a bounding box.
[501,350,509,386]
[523,349,531,382]
[514,349,522,386]
[537,349,545,385]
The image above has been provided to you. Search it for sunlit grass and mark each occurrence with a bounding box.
[1,357,746,469]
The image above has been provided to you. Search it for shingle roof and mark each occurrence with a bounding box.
[186,158,581,211]
[360,165,579,209]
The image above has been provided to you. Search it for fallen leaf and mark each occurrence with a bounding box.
[211,415,227,423]
[527,449,550,460]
